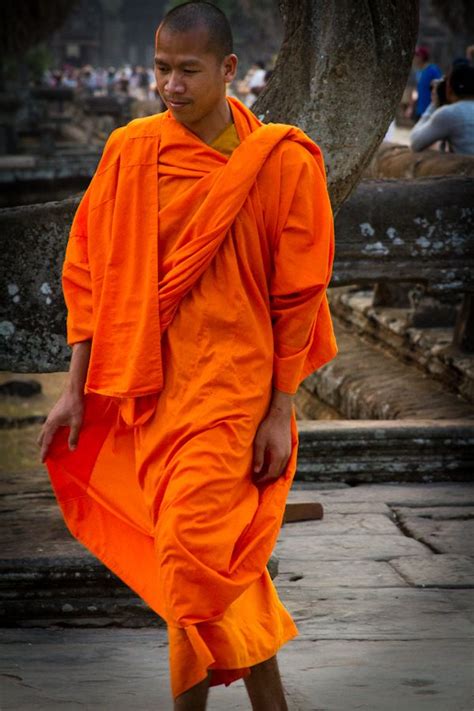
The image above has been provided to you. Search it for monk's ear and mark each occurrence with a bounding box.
[223,53,238,83]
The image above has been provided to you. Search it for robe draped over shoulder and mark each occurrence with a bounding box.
[46,96,338,699]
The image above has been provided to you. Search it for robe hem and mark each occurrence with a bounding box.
[47,466,299,703]
[173,623,300,699]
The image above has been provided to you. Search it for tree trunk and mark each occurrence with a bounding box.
[254,0,419,212]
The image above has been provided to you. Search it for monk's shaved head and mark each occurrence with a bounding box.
[158,1,233,61]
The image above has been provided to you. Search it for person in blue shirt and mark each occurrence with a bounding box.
[413,45,442,119]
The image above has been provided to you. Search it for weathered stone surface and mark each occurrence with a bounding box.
[288,482,474,506]
[281,638,474,711]
[1,480,473,711]
[394,515,474,555]
[392,505,474,520]
[331,177,474,291]
[276,587,474,640]
[329,286,474,404]
[0,379,41,397]
[0,628,171,709]
[275,534,429,561]
[446,589,474,622]
[0,467,51,497]
[2,479,473,709]
[0,425,45,473]
[287,491,391,514]
[2,178,473,372]
[292,385,342,420]
[296,419,474,481]
[277,559,407,588]
[422,536,474,556]
[390,555,474,588]
[300,320,474,422]
[1,631,472,711]
[281,513,400,536]
[0,151,101,208]
[0,372,66,423]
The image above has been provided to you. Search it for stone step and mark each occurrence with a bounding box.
[0,556,163,628]
[329,286,474,403]
[296,419,474,481]
[297,318,474,421]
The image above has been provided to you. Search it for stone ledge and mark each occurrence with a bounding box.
[297,319,474,423]
[329,286,474,403]
[296,418,474,481]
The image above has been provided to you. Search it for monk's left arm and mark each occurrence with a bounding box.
[269,145,336,396]
[62,185,94,345]
[253,147,336,482]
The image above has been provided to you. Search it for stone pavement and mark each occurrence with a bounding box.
[1,481,473,710]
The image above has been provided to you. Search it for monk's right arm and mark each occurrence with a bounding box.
[37,339,92,462]
[66,339,92,396]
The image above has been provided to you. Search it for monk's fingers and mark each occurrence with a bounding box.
[254,449,281,483]
[265,453,282,479]
[40,423,57,463]
[68,417,83,451]
[278,451,291,477]
[265,447,292,482]
[252,434,266,473]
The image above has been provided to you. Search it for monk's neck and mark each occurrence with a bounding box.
[180,98,233,145]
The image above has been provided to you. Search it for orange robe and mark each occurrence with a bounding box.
[45,96,338,699]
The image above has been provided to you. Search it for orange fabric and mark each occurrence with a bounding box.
[45,96,338,699]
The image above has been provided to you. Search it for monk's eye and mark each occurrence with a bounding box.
[183,70,198,74]
[156,66,169,73]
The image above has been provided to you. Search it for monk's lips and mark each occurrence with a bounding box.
[167,100,191,108]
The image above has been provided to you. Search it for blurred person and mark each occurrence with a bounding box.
[95,67,108,93]
[39,2,337,709]
[106,67,117,95]
[115,69,130,96]
[410,63,474,154]
[79,65,97,95]
[63,65,79,89]
[244,59,266,107]
[406,46,442,121]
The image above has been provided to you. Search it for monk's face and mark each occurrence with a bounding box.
[154,24,237,131]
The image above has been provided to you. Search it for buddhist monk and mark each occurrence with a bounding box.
[37,2,338,709]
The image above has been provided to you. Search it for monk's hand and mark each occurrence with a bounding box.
[37,391,84,463]
[252,389,293,485]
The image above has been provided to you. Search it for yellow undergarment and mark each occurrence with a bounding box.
[209,121,240,157]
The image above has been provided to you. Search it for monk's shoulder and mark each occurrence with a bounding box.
[267,128,322,172]
[124,111,167,139]
[95,112,166,176]
[96,125,127,175]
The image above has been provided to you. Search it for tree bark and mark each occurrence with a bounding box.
[254,0,419,212]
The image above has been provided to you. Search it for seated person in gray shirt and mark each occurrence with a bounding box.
[410,64,474,155]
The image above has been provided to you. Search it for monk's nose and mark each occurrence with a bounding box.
[165,72,185,94]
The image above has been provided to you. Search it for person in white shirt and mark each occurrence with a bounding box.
[244,61,266,107]
[410,63,474,155]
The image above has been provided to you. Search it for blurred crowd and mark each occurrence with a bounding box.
[41,59,273,107]
[42,64,157,100]
[41,46,474,157]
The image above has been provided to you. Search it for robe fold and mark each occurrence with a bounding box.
[45,96,338,699]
